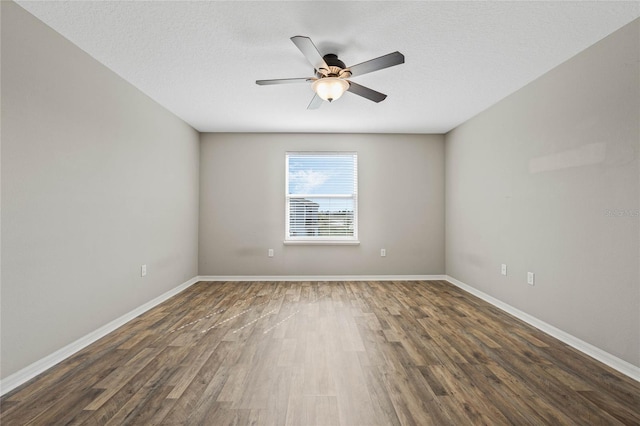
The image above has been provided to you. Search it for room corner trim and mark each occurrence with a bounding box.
[444,275,640,382]
[0,276,200,397]
[196,274,447,282]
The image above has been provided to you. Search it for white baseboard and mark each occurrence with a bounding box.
[197,275,447,282]
[444,275,640,382]
[0,276,200,396]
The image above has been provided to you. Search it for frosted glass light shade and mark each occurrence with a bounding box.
[312,77,349,102]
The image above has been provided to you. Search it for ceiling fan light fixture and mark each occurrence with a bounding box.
[312,77,349,102]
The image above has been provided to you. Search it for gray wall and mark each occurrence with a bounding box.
[1,2,200,378]
[199,133,445,276]
[445,19,639,366]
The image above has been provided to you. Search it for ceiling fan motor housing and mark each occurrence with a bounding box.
[317,54,352,79]
[323,53,345,68]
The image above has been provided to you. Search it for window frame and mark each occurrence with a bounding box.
[284,151,359,245]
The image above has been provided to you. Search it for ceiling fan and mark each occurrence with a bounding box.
[256,36,405,109]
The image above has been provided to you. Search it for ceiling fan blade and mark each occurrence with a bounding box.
[347,81,387,103]
[290,36,330,74]
[256,77,314,85]
[346,51,405,77]
[307,93,323,110]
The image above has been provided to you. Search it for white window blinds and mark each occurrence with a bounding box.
[285,152,358,242]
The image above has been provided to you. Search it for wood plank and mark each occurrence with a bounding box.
[2,280,638,425]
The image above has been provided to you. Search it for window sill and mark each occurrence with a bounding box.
[283,240,361,246]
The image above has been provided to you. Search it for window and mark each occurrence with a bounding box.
[285,152,358,244]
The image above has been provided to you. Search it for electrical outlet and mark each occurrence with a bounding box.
[501,264,507,276]
[268,249,274,258]
[141,264,147,277]
[380,248,386,257]
[527,272,535,285]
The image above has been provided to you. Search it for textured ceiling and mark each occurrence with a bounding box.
[15,1,640,134]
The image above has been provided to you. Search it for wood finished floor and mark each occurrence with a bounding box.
[2,280,639,425]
